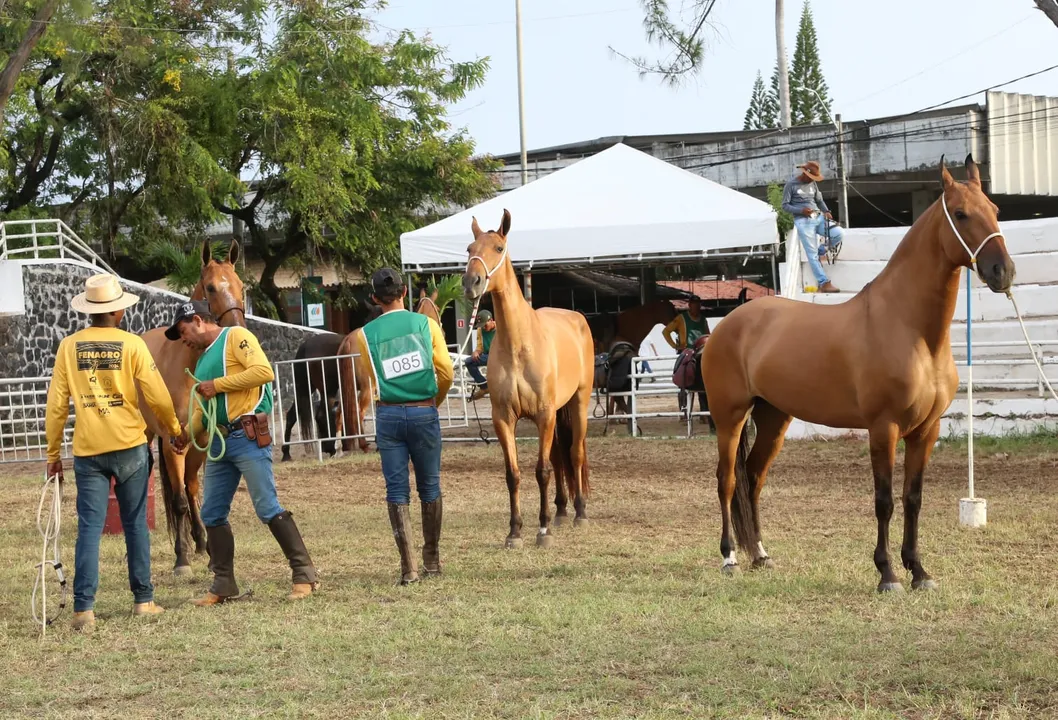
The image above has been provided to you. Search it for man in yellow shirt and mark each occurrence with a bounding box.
[357,268,453,584]
[164,301,319,605]
[45,274,189,633]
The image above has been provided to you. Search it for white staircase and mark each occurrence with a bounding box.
[783,217,1058,438]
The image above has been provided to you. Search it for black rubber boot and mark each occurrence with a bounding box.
[421,496,443,577]
[387,503,419,585]
[267,510,319,590]
[192,523,239,605]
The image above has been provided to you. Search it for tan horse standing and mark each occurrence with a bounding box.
[463,209,595,548]
[702,155,1015,592]
[138,240,247,575]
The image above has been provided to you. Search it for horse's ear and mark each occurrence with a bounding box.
[201,240,212,267]
[965,153,981,187]
[499,209,511,238]
[939,155,955,189]
[471,216,482,238]
[430,288,438,302]
[227,239,240,265]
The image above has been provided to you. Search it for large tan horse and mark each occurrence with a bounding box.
[702,155,1015,592]
[463,209,595,548]
[138,240,247,575]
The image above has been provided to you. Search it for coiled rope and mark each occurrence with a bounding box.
[185,368,225,461]
[31,472,66,636]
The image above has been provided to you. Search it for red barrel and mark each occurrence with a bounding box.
[102,471,156,535]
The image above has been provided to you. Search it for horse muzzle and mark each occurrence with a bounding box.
[462,272,485,301]
[976,244,1016,293]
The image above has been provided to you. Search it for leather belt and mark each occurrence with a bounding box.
[216,421,244,438]
[378,399,436,408]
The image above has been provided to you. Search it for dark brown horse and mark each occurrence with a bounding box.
[280,332,344,461]
[138,240,247,575]
[701,155,1015,592]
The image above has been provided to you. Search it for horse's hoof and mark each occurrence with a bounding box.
[751,557,775,570]
[573,517,589,528]
[877,581,905,593]
[281,454,291,462]
[720,563,741,576]
[912,578,938,591]
[536,532,553,549]
[552,514,568,528]
[505,537,524,550]
[173,565,192,578]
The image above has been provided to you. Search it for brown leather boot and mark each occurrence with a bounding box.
[387,503,419,585]
[192,523,240,607]
[819,281,841,293]
[267,510,319,600]
[421,496,443,577]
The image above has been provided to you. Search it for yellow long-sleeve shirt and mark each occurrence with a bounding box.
[191,326,275,434]
[46,326,182,462]
[356,314,453,406]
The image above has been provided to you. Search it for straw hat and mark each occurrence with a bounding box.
[70,274,140,314]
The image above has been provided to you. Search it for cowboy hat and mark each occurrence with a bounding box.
[797,161,824,182]
[70,274,140,314]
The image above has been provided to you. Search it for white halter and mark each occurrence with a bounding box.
[940,188,1004,267]
[459,243,509,357]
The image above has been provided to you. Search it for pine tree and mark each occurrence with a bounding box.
[789,0,831,125]
[743,71,777,130]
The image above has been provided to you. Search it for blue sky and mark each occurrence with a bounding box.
[374,0,1058,157]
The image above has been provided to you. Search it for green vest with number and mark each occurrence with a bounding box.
[194,327,273,425]
[363,310,438,404]
[682,311,709,344]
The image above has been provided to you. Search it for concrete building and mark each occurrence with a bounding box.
[489,91,1058,226]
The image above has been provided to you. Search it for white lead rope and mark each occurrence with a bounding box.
[458,244,509,358]
[32,472,67,636]
[1007,290,1058,403]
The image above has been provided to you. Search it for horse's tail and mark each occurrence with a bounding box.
[157,435,177,543]
[551,403,590,500]
[729,418,759,553]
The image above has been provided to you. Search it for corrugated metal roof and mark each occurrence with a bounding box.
[987,90,1058,196]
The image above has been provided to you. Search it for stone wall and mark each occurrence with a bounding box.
[1,260,328,379]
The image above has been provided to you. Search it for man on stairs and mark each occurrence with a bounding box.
[357,268,453,585]
[782,160,845,294]
[164,301,319,605]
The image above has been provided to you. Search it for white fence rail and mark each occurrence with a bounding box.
[0,219,116,274]
[0,377,74,463]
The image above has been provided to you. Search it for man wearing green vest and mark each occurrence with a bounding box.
[662,295,712,424]
[465,309,495,401]
[357,268,453,585]
[164,301,319,605]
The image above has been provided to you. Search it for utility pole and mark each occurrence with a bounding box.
[835,113,850,229]
[775,0,791,129]
[515,0,532,306]
[515,0,528,187]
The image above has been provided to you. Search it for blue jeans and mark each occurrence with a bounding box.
[200,430,284,527]
[375,405,442,505]
[465,353,488,387]
[73,443,153,612]
[795,215,845,285]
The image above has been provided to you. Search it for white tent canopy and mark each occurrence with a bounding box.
[400,143,779,273]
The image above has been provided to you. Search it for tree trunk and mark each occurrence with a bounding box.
[775,0,791,129]
[1035,0,1058,29]
[0,0,61,125]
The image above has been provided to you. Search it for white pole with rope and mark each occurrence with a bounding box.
[960,268,986,527]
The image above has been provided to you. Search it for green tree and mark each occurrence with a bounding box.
[196,3,499,320]
[789,0,831,125]
[0,0,266,275]
[743,71,777,130]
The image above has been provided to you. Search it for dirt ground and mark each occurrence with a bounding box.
[2,434,1058,718]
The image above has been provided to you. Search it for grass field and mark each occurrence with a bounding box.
[2,434,1058,719]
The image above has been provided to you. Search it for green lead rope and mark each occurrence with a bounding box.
[185,368,225,461]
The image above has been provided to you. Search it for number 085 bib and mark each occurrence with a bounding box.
[362,310,439,405]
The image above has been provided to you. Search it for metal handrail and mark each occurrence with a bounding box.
[0,218,116,274]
